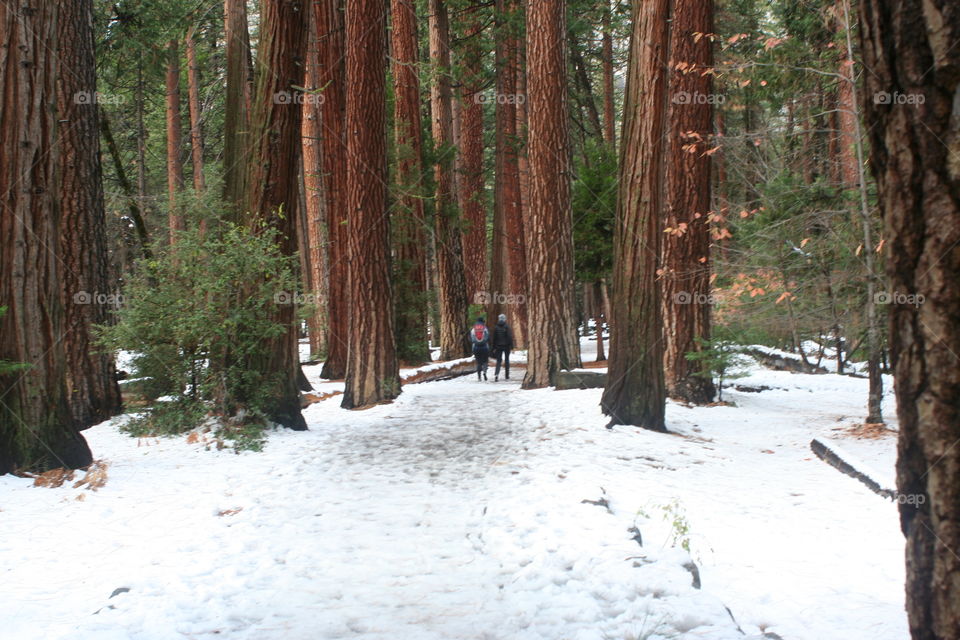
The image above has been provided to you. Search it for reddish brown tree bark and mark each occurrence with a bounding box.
[600,0,669,429]
[185,26,205,195]
[430,0,471,360]
[57,0,123,429]
[522,0,581,388]
[302,2,327,358]
[316,0,349,380]
[244,0,309,429]
[661,0,716,404]
[859,0,960,637]
[0,1,92,474]
[459,9,488,304]
[490,0,527,347]
[166,39,186,240]
[391,0,430,363]
[341,0,400,408]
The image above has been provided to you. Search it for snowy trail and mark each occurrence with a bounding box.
[0,368,906,640]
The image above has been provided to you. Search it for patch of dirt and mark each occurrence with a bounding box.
[843,422,896,440]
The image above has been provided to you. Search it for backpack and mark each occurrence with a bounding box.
[473,324,486,342]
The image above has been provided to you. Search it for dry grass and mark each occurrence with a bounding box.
[32,468,75,488]
[72,460,109,491]
[844,422,896,440]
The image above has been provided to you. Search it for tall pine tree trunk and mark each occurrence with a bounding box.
[512,11,530,349]
[57,0,123,430]
[429,0,470,360]
[0,1,93,474]
[185,25,206,195]
[166,39,186,239]
[303,0,328,358]
[341,0,400,408]
[391,0,430,363]
[316,0,349,380]
[522,0,580,388]
[223,0,253,214]
[859,1,960,637]
[600,0,669,429]
[601,1,615,147]
[459,9,488,305]
[244,0,308,429]
[661,0,716,405]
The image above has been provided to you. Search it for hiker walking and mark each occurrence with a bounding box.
[470,317,490,381]
[490,313,514,381]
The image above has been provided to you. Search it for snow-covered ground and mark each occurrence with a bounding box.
[0,347,907,639]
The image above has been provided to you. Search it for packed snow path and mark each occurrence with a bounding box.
[1,369,906,639]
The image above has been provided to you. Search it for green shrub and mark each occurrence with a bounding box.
[99,224,301,450]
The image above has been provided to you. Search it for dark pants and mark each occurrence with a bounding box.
[493,348,511,378]
[474,347,489,374]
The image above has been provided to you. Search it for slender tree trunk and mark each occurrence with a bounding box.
[838,0,883,424]
[512,15,530,348]
[0,1,93,474]
[316,0,349,380]
[100,112,151,256]
[600,0,670,429]
[459,10,488,304]
[602,1,615,147]
[860,2,960,638]
[223,0,253,213]
[391,0,430,363]
[429,0,470,360]
[186,26,206,194]
[522,0,581,388]
[166,39,186,240]
[57,0,124,430]
[594,281,606,361]
[341,0,400,408]
[136,58,150,228]
[661,0,716,404]
[244,0,309,429]
[302,1,328,358]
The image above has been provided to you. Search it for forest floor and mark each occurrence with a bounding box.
[0,344,907,640]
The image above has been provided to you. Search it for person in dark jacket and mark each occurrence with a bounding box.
[469,317,490,381]
[490,313,514,381]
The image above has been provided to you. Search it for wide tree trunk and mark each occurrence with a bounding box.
[600,0,669,429]
[859,1,960,637]
[341,0,400,408]
[223,0,253,213]
[429,0,471,360]
[244,0,309,429]
[166,39,186,240]
[661,0,716,405]
[391,0,430,363]
[522,0,580,388]
[316,0,350,380]
[459,8,488,304]
[0,1,93,474]
[57,0,123,430]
